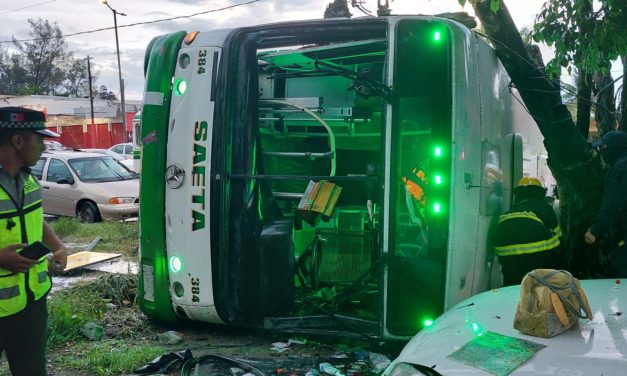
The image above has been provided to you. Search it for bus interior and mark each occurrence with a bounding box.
[222,20,450,337]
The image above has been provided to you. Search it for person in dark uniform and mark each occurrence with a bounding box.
[585,131,627,277]
[0,107,67,375]
[493,177,563,286]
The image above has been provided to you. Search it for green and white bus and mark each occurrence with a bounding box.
[138,16,554,339]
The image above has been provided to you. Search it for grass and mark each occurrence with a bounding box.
[49,217,138,258]
[47,273,139,346]
[44,273,165,375]
[0,220,167,376]
[2,274,153,376]
[47,287,107,346]
[56,339,164,376]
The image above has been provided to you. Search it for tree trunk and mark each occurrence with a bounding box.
[576,72,592,139]
[592,69,616,136]
[469,0,604,277]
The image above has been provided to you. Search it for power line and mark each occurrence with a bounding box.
[0,0,57,15]
[0,0,260,45]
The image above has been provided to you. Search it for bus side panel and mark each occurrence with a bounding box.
[445,25,484,309]
[473,37,516,292]
[473,37,548,291]
[138,31,187,323]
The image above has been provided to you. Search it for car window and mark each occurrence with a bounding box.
[112,145,123,154]
[68,157,137,182]
[106,150,124,161]
[32,158,47,179]
[124,144,132,154]
[47,159,73,183]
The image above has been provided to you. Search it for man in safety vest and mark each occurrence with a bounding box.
[0,107,67,375]
[493,177,563,286]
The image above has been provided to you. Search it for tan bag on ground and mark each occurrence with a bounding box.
[513,269,592,338]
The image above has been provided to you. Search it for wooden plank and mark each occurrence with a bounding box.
[63,251,122,272]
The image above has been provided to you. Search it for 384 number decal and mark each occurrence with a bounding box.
[197,50,207,74]
[190,277,200,302]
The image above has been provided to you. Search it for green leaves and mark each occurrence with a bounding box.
[0,18,91,96]
[532,0,624,75]
[490,0,501,13]
[458,0,501,13]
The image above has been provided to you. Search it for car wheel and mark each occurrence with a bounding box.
[78,201,102,223]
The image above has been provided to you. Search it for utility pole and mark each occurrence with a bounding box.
[87,56,95,128]
[100,0,128,143]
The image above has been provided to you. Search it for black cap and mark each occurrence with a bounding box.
[592,131,627,149]
[0,106,60,137]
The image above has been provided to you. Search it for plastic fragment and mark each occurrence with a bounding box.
[157,330,182,345]
[82,322,104,341]
[369,352,391,373]
[319,362,344,376]
[271,342,290,353]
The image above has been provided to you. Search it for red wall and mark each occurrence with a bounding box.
[58,125,83,148]
[52,122,126,149]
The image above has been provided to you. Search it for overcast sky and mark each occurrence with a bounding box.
[0,0,583,101]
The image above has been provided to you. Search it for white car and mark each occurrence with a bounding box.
[81,148,137,172]
[33,150,139,222]
[385,279,626,376]
[44,140,66,151]
[108,142,134,158]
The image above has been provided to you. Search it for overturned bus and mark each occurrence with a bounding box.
[138,16,554,339]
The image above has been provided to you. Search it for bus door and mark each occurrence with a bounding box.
[383,19,453,338]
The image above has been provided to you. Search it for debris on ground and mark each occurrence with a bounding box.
[319,362,344,376]
[63,251,122,272]
[368,352,391,373]
[157,330,183,345]
[47,270,398,376]
[132,348,395,376]
[134,349,193,374]
[81,322,104,340]
[271,342,290,353]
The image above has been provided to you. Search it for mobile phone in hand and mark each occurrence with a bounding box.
[20,241,52,260]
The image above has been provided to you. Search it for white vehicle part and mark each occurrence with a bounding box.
[165,42,223,324]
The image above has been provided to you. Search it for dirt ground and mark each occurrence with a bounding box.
[44,319,397,376]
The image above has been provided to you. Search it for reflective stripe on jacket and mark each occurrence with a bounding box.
[0,174,51,317]
[493,210,561,257]
[402,168,428,206]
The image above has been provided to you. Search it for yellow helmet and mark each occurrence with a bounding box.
[516,177,544,189]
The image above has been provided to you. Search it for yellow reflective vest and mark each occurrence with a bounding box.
[493,210,561,257]
[0,173,51,317]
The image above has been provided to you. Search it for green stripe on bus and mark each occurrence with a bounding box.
[138,31,187,324]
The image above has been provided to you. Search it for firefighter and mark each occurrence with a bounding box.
[403,166,428,209]
[402,164,429,256]
[493,177,563,286]
[0,107,67,375]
